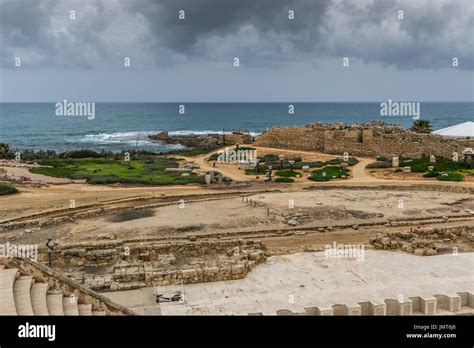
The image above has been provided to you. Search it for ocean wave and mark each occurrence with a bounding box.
[78,130,261,144]
[169,130,261,136]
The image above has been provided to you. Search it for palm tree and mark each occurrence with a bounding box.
[411,120,432,134]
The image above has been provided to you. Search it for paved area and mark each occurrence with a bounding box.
[103,250,474,315]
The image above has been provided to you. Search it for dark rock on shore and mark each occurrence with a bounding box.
[149,131,253,151]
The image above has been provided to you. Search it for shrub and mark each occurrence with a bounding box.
[289,156,302,162]
[293,161,325,169]
[275,177,294,183]
[410,162,429,173]
[275,170,299,177]
[436,172,464,182]
[309,166,348,181]
[207,153,219,161]
[324,157,359,166]
[434,162,465,172]
[423,171,439,178]
[60,150,102,159]
[263,153,279,162]
[0,183,18,195]
[366,161,392,169]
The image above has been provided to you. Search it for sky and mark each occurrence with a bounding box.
[0,0,473,102]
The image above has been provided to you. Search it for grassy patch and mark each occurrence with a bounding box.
[30,156,203,185]
[0,182,18,195]
[177,149,212,157]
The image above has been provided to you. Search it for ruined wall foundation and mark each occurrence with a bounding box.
[255,122,474,158]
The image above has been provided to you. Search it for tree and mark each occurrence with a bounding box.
[411,120,432,134]
[0,143,10,159]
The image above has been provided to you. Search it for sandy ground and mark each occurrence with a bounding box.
[4,188,472,245]
[0,166,74,184]
[0,183,227,222]
[103,250,474,315]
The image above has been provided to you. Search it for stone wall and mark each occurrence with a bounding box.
[369,225,474,255]
[255,122,474,158]
[37,239,267,291]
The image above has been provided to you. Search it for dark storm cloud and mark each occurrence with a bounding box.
[126,0,331,55]
[0,0,122,68]
[0,0,57,66]
[125,0,473,70]
[326,0,474,70]
[0,0,473,70]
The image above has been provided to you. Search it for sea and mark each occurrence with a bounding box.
[1,102,472,153]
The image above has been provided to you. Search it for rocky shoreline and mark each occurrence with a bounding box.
[148,131,252,151]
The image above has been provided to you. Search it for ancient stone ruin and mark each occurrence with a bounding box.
[255,122,474,158]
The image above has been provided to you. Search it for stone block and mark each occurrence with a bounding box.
[435,294,461,312]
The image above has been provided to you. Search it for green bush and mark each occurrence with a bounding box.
[0,183,18,195]
[434,162,465,172]
[410,162,429,173]
[275,170,299,177]
[60,150,102,159]
[309,166,348,181]
[289,156,302,162]
[366,161,392,169]
[423,171,439,178]
[275,177,295,183]
[324,157,359,166]
[292,161,325,169]
[207,153,219,161]
[263,153,279,162]
[436,172,464,182]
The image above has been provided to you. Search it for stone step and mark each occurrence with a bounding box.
[358,301,386,315]
[78,303,92,316]
[62,296,79,316]
[46,291,64,315]
[0,268,19,315]
[435,293,461,312]
[457,292,474,308]
[410,296,437,315]
[92,310,106,316]
[31,283,49,315]
[385,298,413,315]
[13,276,35,315]
[333,303,362,315]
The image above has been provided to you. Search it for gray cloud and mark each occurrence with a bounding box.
[0,0,473,70]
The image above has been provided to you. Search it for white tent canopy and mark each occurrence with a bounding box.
[432,121,474,137]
